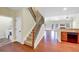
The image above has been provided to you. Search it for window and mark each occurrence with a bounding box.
[60,24,65,29]
[66,23,70,28]
[52,24,59,29]
[52,24,54,29]
[55,24,58,29]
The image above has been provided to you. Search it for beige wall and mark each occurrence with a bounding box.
[73,17,79,29]
[22,8,36,40]
[16,8,36,43]
[0,7,17,41]
[0,8,16,17]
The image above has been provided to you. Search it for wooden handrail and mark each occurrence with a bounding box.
[32,29,34,48]
[28,7,36,22]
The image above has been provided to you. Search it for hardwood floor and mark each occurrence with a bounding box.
[0,30,79,52]
[0,42,34,52]
[0,38,11,47]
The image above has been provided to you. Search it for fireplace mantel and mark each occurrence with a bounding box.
[60,29,79,33]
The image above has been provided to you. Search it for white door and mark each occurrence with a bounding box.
[15,17,22,43]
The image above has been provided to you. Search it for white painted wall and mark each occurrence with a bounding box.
[22,8,36,42]
[16,8,36,44]
[45,14,79,30]
[15,16,22,43]
[45,20,73,30]
[0,16,13,40]
[22,8,36,38]
[73,17,79,29]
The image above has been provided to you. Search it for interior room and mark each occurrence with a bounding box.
[41,7,79,51]
[0,7,79,52]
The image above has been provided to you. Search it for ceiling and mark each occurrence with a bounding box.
[37,7,79,18]
[8,7,79,19]
[8,7,24,11]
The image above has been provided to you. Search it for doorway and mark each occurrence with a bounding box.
[44,23,58,45]
[0,16,13,47]
[15,17,22,43]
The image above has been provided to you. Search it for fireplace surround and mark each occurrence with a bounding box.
[67,32,77,43]
[61,31,79,43]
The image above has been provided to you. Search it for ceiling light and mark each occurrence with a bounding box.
[63,7,67,11]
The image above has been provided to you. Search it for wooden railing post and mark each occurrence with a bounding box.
[32,29,34,48]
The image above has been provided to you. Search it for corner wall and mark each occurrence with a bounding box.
[16,8,36,44]
[0,8,17,41]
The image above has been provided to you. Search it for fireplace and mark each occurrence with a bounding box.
[67,32,78,43]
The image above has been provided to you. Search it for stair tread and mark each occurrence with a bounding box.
[27,37,32,40]
[24,38,32,46]
[29,33,32,36]
[24,42,32,46]
[25,41,32,44]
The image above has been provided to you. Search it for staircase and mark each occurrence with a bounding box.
[24,7,44,48]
